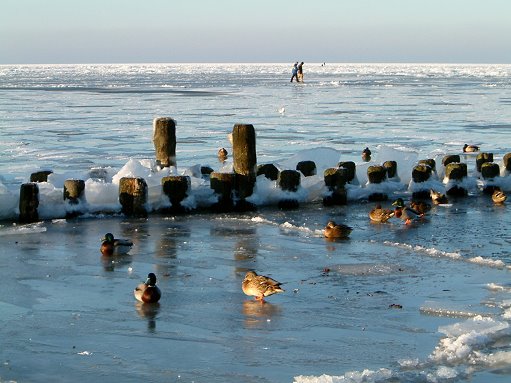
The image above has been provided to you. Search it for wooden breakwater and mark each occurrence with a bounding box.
[13,118,511,223]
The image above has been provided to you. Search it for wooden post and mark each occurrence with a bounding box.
[383,161,398,179]
[232,124,257,199]
[411,164,432,199]
[323,168,347,206]
[30,170,52,183]
[63,179,85,204]
[19,183,39,223]
[412,164,432,183]
[337,161,356,183]
[278,170,300,192]
[442,155,460,167]
[367,165,388,201]
[481,163,500,179]
[162,176,190,211]
[418,159,436,173]
[503,153,511,172]
[367,165,386,184]
[210,172,235,211]
[481,163,500,194]
[277,170,301,209]
[296,160,316,177]
[119,177,148,217]
[445,163,467,181]
[476,153,493,173]
[257,164,279,181]
[445,163,468,197]
[153,117,176,167]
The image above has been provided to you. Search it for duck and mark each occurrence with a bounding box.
[392,198,423,225]
[410,200,431,215]
[463,144,480,153]
[218,147,228,162]
[492,189,507,204]
[369,204,394,223]
[430,189,449,205]
[362,147,372,162]
[134,273,161,303]
[242,271,284,302]
[324,220,353,239]
[100,232,133,256]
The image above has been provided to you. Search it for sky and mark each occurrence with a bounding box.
[1,0,511,64]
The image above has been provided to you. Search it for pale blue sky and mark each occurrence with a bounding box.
[1,0,510,64]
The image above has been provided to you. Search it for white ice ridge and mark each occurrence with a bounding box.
[382,241,507,269]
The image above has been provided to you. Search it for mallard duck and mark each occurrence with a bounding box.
[324,220,353,239]
[492,189,507,204]
[410,200,431,215]
[392,198,423,225]
[242,271,284,302]
[369,204,394,223]
[430,189,448,205]
[463,144,479,153]
[362,147,371,162]
[100,233,133,256]
[134,273,161,303]
[218,147,228,162]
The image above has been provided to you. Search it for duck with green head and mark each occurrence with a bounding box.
[100,233,133,256]
[134,273,161,304]
[392,198,423,225]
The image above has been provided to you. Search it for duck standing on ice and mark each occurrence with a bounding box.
[242,271,284,303]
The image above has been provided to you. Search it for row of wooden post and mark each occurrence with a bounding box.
[17,118,511,223]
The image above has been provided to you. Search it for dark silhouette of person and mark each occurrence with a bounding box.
[297,62,304,82]
[290,62,299,82]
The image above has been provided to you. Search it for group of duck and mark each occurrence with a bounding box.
[100,233,285,304]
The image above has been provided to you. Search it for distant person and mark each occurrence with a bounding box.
[290,62,299,82]
[297,62,304,82]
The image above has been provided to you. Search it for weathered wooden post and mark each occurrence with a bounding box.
[367,165,387,201]
[162,175,191,212]
[257,164,279,181]
[63,179,86,218]
[476,153,493,173]
[210,172,235,211]
[337,161,356,183]
[411,164,433,199]
[278,170,301,209]
[503,153,511,172]
[296,161,316,177]
[481,162,500,194]
[119,177,148,217]
[418,159,436,174]
[19,183,39,223]
[442,155,460,167]
[64,179,85,204]
[323,168,347,206]
[383,161,398,179]
[30,170,52,182]
[232,124,257,199]
[153,117,176,168]
[445,163,468,196]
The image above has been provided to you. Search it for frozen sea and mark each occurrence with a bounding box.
[1,63,511,383]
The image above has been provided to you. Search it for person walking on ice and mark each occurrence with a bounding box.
[290,62,299,82]
[297,62,304,82]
